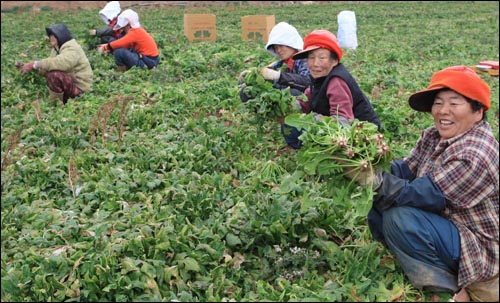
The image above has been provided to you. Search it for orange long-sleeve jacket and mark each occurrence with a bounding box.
[106,27,158,57]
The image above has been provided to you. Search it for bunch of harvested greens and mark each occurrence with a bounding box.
[284,113,392,180]
[241,67,297,120]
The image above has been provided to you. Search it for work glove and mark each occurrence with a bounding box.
[313,113,350,126]
[294,99,303,111]
[260,67,280,81]
[344,167,384,189]
[97,44,108,55]
[372,172,404,210]
[89,29,97,36]
[281,124,303,149]
[336,115,351,126]
[239,85,253,102]
[313,113,325,122]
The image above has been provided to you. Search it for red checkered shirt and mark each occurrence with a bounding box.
[404,121,499,287]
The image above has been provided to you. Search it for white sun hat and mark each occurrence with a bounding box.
[99,1,121,25]
[113,9,141,30]
[264,22,304,58]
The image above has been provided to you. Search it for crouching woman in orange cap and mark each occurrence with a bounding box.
[282,29,381,149]
[349,66,498,302]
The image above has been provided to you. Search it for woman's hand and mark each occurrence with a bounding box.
[17,61,35,76]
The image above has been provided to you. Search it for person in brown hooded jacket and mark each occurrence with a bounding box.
[17,23,93,105]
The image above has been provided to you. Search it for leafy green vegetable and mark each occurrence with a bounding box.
[285,113,392,178]
[242,67,297,120]
[1,2,497,302]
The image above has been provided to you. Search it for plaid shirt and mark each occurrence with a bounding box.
[404,121,499,287]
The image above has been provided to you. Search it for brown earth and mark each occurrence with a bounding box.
[1,1,324,12]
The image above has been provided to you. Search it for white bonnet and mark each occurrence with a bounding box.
[264,22,304,58]
[99,1,121,25]
[113,9,141,30]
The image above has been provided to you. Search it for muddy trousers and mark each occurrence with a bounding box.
[45,71,83,104]
[368,206,460,293]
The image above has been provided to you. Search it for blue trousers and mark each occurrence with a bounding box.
[113,48,159,70]
[280,124,303,149]
[368,206,460,293]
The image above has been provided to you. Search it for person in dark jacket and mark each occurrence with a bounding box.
[239,22,311,101]
[97,9,159,71]
[16,23,93,105]
[348,66,498,302]
[282,29,381,149]
[88,1,124,45]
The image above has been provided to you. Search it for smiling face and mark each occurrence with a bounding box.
[431,89,483,139]
[306,48,338,78]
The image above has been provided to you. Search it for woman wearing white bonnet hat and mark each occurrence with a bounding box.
[113,9,141,30]
[239,21,311,102]
[265,21,304,58]
[99,1,121,25]
[88,1,125,45]
[98,9,160,71]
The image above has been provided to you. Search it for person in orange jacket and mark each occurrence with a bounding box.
[98,9,159,71]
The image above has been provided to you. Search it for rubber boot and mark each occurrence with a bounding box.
[49,89,64,106]
[116,65,127,72]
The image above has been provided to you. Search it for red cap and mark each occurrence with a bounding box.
[409,66,491,112]
[293,29,343,61]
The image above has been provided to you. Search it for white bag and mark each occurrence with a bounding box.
[337,10,358,50]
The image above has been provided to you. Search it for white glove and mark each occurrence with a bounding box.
[295,99,303,111]
[97,44,106,54]
[313,113,324,122]
[89,29,97,36]
[345,168,384,189]
[260,68,280,81]
[336,115,351,126]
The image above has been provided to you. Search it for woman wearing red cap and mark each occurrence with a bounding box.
[281,29,381,149]
[350,66,498,302]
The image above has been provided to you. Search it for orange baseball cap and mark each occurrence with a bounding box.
[293,29,343,61]
[408,66,491,112]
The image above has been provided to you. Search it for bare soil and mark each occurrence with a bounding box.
[1,1,323,12]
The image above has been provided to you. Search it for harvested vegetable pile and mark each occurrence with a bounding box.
[241,67,297,120]
[284,113,392,180]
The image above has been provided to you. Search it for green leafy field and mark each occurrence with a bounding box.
[1,1,498,301]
